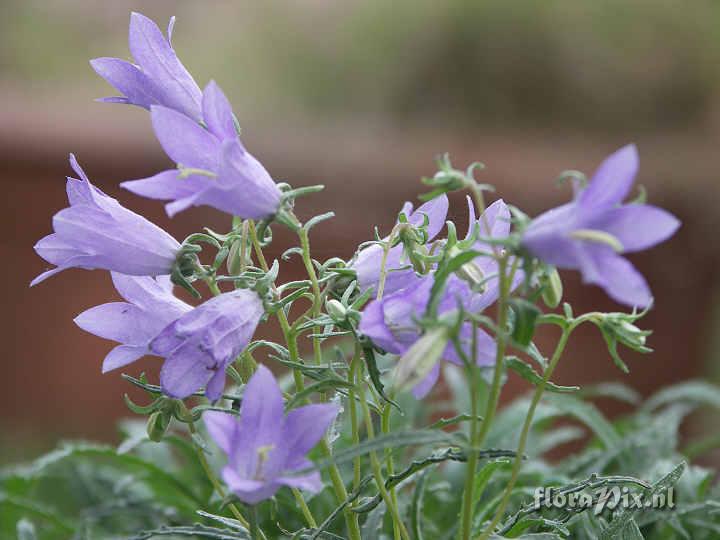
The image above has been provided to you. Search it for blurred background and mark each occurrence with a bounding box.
[2,1,719,462]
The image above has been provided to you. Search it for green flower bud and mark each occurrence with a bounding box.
[326,299,347,323]
[540,267,563,308]
[393,326,449,394]
[146,410,171,442]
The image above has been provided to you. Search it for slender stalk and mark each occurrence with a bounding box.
[185,418,253,532]
[357,369,412,540]
[459,256,509,540]
[249,505,261,540]
[298,227,323,365]
[248,221,361,540]
[292,488,318,528]
[349,346,362,490]
[477,325,574,539]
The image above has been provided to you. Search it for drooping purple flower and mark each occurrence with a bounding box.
[74,273,191,373]
[121,81,282,219]
[91,12,202,121]
[31,155,181,286]
[359,274,496,398]
[522,145,680,308]
[204,365,338,504]
[151,289,265,401]
[351,195,449,295]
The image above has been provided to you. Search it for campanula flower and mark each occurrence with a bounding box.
[522,145,680,308]
[91,12,202,121]
[31,155,181,286]
[204,366,338,504]
[351,195,449,295]
[121,81,282,219]
[360,274,496,398]
[74,273,191,373]
[151,289,265,401]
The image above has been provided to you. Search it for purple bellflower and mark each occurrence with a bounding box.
[351,195,449,295]
[522,145,680,308]
[121,81,282,219]
[74,273,191,373]
[31,155,181,286]
[204,365,339,504]
[360,274,496,398]
[91,12,203,121]
[151,289,265,401]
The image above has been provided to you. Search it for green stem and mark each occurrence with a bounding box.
[358,369,412,540]
[249,505,261,540]
[477,324,574,539]
[298,227,323,365]
[292,488,318,528]
[186,417,254,533]
[248,221,361,540]
[459,256,509,540]
[382,402,402,540]
[349,346,363,490]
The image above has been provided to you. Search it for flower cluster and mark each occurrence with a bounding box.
[30,11,683,539]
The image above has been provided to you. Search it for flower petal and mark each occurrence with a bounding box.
[121,169,206,200]
[204,410,238,455]
[102,344,147,373]
[202,81,237,140]
[281,403,338,459]
[577,245,653,308]
[128,12,202,120]
[159,348,210,398]
[222,466,279,505]
[408,194,448,240]
[151,105,220,170]
[90,57,160,109]
[585,204,680,253]
[579,144,638,210]
[74,302,159,346]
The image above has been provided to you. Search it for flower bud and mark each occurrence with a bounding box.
[540,267,563,308]
[326,299,347,323]
[147,410,171,442]
[393,326,449,394]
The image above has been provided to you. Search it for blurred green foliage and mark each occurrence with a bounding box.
[1,1,719,131]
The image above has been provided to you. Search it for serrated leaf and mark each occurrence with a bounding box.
[505,357,579,394]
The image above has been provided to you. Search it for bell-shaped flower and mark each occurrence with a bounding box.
[121,81,282,219]
[522,145,680,308]
[204,366,339,504]
[91,12,202,121]
[151,289,265,401]
[359,274,496,398]
[74,273,192,373]
[457,197,524,312]
[31,155,182,286]
[351,195,449,295]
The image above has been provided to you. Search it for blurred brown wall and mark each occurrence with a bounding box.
[2,95,718,455]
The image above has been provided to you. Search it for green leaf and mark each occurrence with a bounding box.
[577,382,641,405]
[505,357,579,394]
[128,524,251,539]
[410,469,431,540]
[599,462,685,540]
[544,394,620,449]
[363,345,400,410]
[641,380,720,413]
[509,298,541,347]
[299,430,464,474]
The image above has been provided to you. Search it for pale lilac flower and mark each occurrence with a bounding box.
[351,195,449,295]
[121,82,282,219]
[31,155,181,286]
[91,12,202,121]
[151,289,265,401]
[204,366,338,504]
[74,273,191,373]
[522,145,680,308]
[360,274,496,398]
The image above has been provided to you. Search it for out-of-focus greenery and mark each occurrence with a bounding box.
[2,375,719,539]
[2,0,719,131]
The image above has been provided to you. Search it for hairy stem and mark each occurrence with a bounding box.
[478,324,574,539]
[459,256,509,540]
[248,221,361,540]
